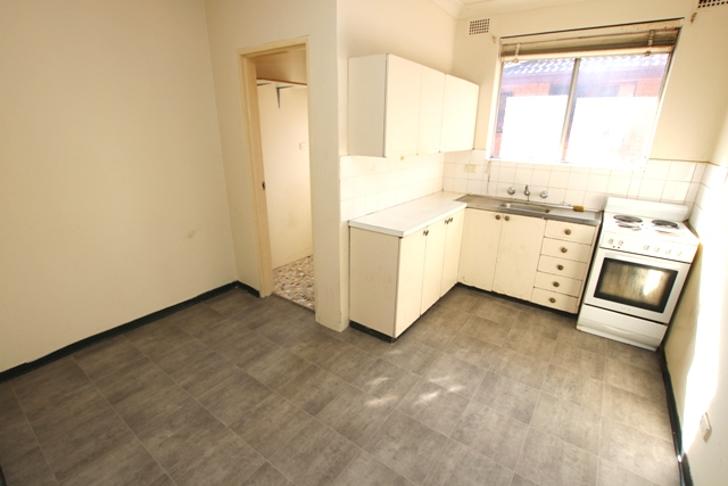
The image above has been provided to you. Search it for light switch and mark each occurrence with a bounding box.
[465,163,477,174]
[701,412,712,442]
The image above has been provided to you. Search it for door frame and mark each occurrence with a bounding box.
[237,37,309,298]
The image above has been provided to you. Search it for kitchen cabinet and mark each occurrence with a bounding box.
[349,202,465,338]
[347,54,477,158]
[440,74,479,152]
[458,207,598,313]
[458,209,545,300]
[492,214,546,300]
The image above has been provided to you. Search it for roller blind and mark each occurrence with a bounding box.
[500,19,682,61]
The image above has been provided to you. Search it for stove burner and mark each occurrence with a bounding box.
[653,219,679,229]
[614,214,643,223]
[617,223,642,230]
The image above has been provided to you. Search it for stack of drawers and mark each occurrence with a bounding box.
[531,220,597,313]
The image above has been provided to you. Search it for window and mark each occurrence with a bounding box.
[492,22,678,165]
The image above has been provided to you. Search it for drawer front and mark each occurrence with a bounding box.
[534,272,582,297]
[545,220,596,244]
[531,288,579,314]
[538,255,589,280]
[541,238,592,263]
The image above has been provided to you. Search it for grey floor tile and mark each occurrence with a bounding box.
[168,429,265,486]
[276,365,354,415]
[493,348,549,389]
[460,315,512,347]
[600,419,679,486]
[317,386,397,447]
[452,405,529,469]
[165,349,237,398]
[531,393,601,454]
[542,364,603,414]
[242,462,292,486]
[511,475,538,486]
[290,331,351,367]
[196,369,272,426]
[598,460,658,486]
[1,446,58,486]
[13,358,90,418]
[436,286,481,314]
[604,359,665,402]
[256,314,318,347]
[351,358,420,405]
[217,329,280,369]
[333,451,411,486]
[603,384,672,441]
[505,325,558,361]
[231,394,314,458]
[161,303,224,334]
[446,332,504,371]
[321,344,379,385]
[471,296,523,325]
[605,340,661,373]
[269,419,359,486]
[516,428,598,486]
[205,289,259,316]
[514,308,570,340]
[551,341,605,381]
[469,371,540,424]
[0,390,37,463]
[125,325,199,362]
[423,439,514,486]
[73,335,148,381]
[555,327,609,355]
[365,410,449,484]
[421,353,483,398]
[380,337,442,375]
[397,379,469,436]
[243,345,309,389]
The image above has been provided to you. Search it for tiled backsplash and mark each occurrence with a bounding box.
[443,150,705,211]
[340,153,444,221]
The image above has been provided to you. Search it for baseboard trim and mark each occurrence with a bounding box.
[0,280,259,382]
[659,349,694,486]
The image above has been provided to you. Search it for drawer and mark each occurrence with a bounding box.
[531,288,579,314]
[534,271,583,297]
[538,255,589,280]
[545,220,596,244]
[541,238,593,263]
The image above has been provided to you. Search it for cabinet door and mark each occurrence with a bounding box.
[458,208,501,291]
[385,55,421,158]
[420,221,447,315]
[493,214,546,300]
[418,66,445,155]
[440,209,464,296]
[394,230,427,337]
[441,75,479,152]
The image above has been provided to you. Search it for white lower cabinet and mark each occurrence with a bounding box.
[350,208,464,338]
[458,209,545,300]
[458,207,598,314]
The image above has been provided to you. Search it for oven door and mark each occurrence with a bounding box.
[583,248,690,323]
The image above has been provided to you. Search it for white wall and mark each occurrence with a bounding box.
[0,0,235,371]
[205,0,343,328]
[258,84,313,268]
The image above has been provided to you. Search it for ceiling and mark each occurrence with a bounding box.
[431,0,590,19]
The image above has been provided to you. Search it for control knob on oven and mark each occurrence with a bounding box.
[643,244,650,251]
[607,238,614,245]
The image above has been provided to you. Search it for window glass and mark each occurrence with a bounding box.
[566,54,670,165]
[494,58,575,162]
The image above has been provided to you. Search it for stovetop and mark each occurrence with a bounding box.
[598,198,699,263]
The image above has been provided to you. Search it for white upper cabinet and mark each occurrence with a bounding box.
[417,66,446,155]
[441,74,479,152]
[348,54,478,158]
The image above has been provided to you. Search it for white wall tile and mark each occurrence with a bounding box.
[643,160,670,180]
[531,169,551,186]
[567,170,589,191]
[638,179,665,200]
[548,170,570,189]
[515,166,533,184]
[607,174,631,195]
[661,181,690,202]
[586,173,609,192]
[667,161,695,182]
[564,189,585,206]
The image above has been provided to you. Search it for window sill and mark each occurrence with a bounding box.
[485,156,648,171]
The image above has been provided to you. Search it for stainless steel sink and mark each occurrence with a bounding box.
[499,202,551,214]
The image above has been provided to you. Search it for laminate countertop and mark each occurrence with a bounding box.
[459,194,602,226]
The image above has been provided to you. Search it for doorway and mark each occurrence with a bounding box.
[241,42,314,310]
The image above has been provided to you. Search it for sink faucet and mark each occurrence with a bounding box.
[523,185,531,197]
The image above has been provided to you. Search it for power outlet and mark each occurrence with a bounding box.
[700,412,712,442]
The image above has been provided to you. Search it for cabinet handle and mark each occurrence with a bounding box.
[564,228,572,235]
[548,297,557,303]
[504,215,510,221]
[552,281,560,288]
[423,229,429,236]
[557,264,564,271]
[495,214,501,220]
[560,247,568,254]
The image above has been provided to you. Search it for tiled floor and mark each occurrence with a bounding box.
[0,286,679,486]
[273,256,315,310]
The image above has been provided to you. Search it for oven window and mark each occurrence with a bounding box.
[594,258,678,313]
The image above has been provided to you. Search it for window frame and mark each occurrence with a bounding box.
[489,50,674,166]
